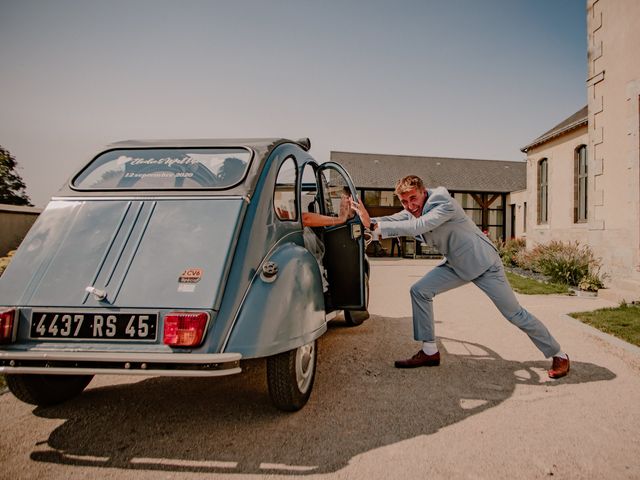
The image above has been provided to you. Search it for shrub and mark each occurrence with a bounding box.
[495,238,526,267]
[515,240,604,287]
[578,273,605,292]
[0,250,15,277]
[513,248,536,271]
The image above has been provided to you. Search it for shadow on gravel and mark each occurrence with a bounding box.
[30,315,615,475]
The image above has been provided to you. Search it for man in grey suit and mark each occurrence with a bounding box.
[353,175,570,379]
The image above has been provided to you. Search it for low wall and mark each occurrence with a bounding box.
[0,204,42,256]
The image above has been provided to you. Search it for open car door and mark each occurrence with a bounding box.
[315,163,367,313]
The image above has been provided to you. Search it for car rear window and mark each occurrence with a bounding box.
[72,148,252,190]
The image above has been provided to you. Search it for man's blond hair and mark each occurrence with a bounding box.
[394,175,425,195]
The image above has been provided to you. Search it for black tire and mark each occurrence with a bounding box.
[267,340,317,412]
[6,374,93,407]
[344,273,370,326]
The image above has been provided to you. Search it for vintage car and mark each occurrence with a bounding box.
[0,138,370,411]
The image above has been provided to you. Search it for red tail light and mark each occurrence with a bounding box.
[163,311,209,347]
[0,308,16,344]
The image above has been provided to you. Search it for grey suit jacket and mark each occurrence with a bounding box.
[374,187,499,281]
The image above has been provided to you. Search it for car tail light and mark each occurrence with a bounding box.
[0,308,16,344]
[163,311,209,347]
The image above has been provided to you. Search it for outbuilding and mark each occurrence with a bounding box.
[330,151,526,256]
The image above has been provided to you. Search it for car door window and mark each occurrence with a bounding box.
[300,163,319,214]
[318,168,352,216]
[274,156,298,221]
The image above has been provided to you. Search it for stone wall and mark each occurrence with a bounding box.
[0,204,42,256]
[522,127,590,248]
[587,0,640,289]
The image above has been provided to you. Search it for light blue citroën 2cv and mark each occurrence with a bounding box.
[0,137,369,411]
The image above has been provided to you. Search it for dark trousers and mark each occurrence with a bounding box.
[391,238,402,257]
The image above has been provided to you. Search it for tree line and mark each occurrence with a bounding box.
[0,146,32,206]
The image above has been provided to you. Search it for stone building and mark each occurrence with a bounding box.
[518,106,589,245]
[518,0,640,299]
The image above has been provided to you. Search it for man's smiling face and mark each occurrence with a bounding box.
[398,187,428,218]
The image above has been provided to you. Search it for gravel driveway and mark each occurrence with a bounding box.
[1,260,639,479]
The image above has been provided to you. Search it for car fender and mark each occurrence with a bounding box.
[224,242,326,358]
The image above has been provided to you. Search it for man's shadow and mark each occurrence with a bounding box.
[29,315,615,475]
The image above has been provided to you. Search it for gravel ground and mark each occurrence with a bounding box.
[504,265,553,283]
[1,260,639,479]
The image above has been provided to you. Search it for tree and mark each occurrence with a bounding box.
[0,145,33,206]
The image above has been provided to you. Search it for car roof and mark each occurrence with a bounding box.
[106,137,301,150]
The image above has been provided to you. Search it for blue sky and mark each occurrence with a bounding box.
[0,0,587,207]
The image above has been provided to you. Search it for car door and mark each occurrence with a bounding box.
[315,163,366,311]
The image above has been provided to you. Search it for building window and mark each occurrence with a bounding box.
[484,194,504,241]
[574,145,588,223]
[452,192,505,241]
[273,156,298,221]
[523,202,527,233]
[363,189,401,207]
[537,158,548,224]
[454,193,482,226]
[363,190,380,206]
[380,190,400,207]
[509,204,516,239]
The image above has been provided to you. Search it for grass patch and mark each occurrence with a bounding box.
[505,271,570,295]
[0,375,4,390]
[569,303,640,347]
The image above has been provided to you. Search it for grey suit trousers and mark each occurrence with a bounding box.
[410,260,561,358]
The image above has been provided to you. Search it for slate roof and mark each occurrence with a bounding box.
[521,106,588,153]
[331,151,526,193]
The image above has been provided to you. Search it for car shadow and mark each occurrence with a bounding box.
[29,315,615,475]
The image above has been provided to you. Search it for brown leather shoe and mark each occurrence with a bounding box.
[395,350,440,368]
[548,355,570,379]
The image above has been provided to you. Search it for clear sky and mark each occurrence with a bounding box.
[0,0,587,207]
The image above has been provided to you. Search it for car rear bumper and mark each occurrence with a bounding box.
[0,351,242,377]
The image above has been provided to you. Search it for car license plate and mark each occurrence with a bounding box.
[30,312,158,341]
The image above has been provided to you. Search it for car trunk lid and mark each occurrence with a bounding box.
[0,198,245,310]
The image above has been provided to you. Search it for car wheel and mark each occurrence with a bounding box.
[5,374,94,407]
[344,273,370,326]
[267,339,317,411]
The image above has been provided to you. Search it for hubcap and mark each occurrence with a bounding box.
[295,341,315,393]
